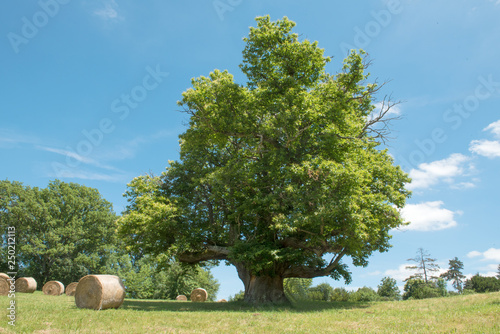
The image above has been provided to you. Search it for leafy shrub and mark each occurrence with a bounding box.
[349,287,380,302]
[461,289,476,295]
[228,290,245,302]
[403,279,445,300]
[330,288,351,302]
[464,274,500,293]
[308,283,335,301]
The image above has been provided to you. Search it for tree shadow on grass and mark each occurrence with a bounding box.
[121,299,371,313]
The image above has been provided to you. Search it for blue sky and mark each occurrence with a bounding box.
[1,0,500,299]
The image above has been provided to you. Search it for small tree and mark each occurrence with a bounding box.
[403,279,441,300]
[308,283,335,301]
[377,276,401,300]
[497,264,500,280]
[406,248,440,283]
[440,257,465,293]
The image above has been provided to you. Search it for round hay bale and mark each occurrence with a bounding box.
[190,288,208,302]
[0,273,9,280]
[66,282,78,296]
[15,277,37,293]
[42,281,65,296]
[217,299,227,303]
[0,278,10,296]
[176,295,187,301]
[75,275,125,310]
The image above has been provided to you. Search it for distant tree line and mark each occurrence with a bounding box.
[0,179,219,300]
[228,249,500,303]
[230,276,402,303]
[403,248,500,300]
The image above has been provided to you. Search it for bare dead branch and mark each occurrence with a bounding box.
[360,95,403,144]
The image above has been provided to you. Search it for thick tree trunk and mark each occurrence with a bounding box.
[235,264,289,304]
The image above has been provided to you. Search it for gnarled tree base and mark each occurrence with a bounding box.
[236,264,289,304]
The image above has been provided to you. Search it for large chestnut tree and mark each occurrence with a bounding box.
[118,16,411,304]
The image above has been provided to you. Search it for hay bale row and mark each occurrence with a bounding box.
[178,289,210,302]
[190,288,208,302]
[0,277,11,296]
[75,275,125,310]
[66,282,78,296]
[0,274,13,296]
[15,277,37,293]
[5,274,212,309]
[42,280,65,296]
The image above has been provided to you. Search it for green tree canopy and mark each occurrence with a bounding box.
[0,179,117,286]
[377,276,401,300]
[402,277,447,300]
[440,257,465,293]
[118,16,411,304]
[464,274,500,293]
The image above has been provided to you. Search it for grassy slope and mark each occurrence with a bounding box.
[0,291,498,333]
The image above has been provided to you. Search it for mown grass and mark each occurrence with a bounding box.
[0,291,499,333]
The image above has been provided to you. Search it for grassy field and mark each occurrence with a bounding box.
[0,291,499,333]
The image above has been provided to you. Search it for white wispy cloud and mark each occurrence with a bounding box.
[470,139,500,158]
[92,130,175,161]
[0,129,39,148]
[399,201,459,231]
[480,264,500,278]
[407,153,474,190]
[467,248,500,262]
[36,130,174,182]
[98,136,149,161]
[37,145,122,172]
[450,181,477,190]
[469,119,500,158]
[49,167,127,183]
[383,264,414,281]
[93,0,121,20]
[484,120,500,138]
